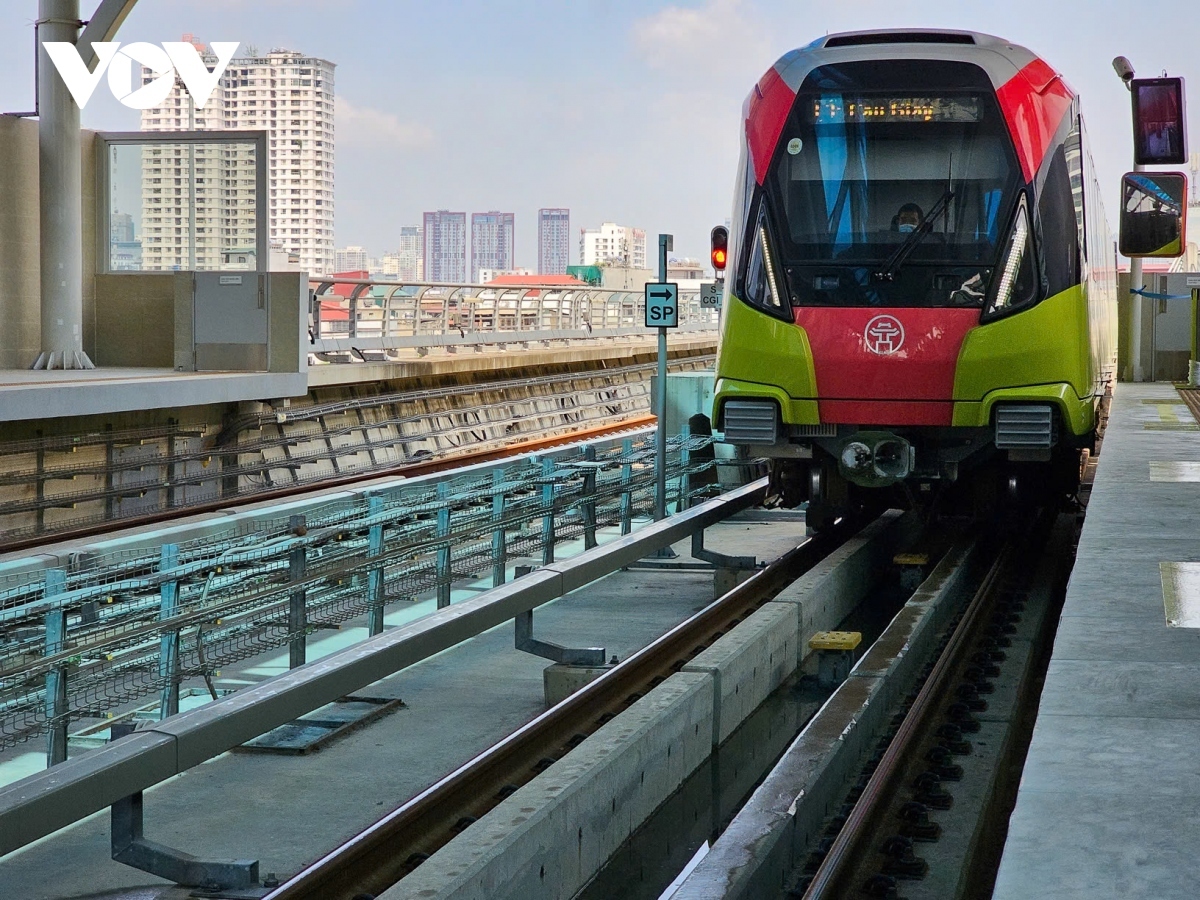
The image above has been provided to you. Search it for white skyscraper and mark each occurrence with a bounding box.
[139,39,336,275]
[396,225,424,281]
[335,245,368,272]
[579,222,647,269]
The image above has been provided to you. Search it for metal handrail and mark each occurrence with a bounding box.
[0,433,741,755]
[308,277,719,354]
[0,479,767,858]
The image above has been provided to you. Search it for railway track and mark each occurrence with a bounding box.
[263,518,862,900]
[786,509,1072,900]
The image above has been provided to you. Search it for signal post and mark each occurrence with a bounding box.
[646,235,677,522]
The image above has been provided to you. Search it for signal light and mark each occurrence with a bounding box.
[710,225,729,272]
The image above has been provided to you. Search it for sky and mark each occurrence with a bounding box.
[0,0,1196,270]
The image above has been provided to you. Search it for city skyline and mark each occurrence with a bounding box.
[7,1,1195,267]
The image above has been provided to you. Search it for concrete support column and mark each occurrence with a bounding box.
[33,0,94,370]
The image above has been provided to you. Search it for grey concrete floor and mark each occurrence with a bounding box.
[0,514,807,900]
[992,383,1200,900]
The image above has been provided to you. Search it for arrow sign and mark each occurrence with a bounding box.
[645,282,679,328]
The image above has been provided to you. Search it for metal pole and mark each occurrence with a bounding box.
[436,482,451,608]
[1130,163,1146,382]
[679,422,691,512]
[619,438,633,535]
[581,445,598,550]
[366,496,385,636]
[1117,58,1146,382]
[491,468,507,587]
[540,457,555,565]
[44,568,68,766]
[157,544,180,719]
[655,234,670,521]
[288,515,307,668]
[34,0,94,369]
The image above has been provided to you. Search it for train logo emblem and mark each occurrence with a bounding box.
[864,315,904,355]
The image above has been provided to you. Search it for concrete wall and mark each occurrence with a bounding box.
[93,272,306,373]
[94,273,188,368]
[0,117,41,368]
[268,272,307,374]
[0,118,98,368]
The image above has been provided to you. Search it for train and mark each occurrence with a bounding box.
[712,29,1118,528]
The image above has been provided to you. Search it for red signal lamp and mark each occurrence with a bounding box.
[710,225,729,272]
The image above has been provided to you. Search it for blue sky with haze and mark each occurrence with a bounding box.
[0,0,1194,268]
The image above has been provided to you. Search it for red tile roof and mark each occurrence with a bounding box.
[318,300,349,320]
[487,274,589,287]
[312,270,370,300]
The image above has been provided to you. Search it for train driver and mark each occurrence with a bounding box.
[892,203,924,234]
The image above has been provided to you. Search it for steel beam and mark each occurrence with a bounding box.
[76,0,141,70]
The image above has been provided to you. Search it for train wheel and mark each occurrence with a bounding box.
[805,461,849,532]
[768,460,810,508]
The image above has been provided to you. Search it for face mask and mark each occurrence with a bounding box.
[898,223,916,234]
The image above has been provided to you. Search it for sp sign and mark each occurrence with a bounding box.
[645,282,679,328]
[42,41,240,110]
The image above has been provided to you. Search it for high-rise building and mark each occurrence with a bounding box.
[470,212,515,283]
[139,40,336,275]
[423,211,467,283]
[396,225,424,281]
[579,222,647,269]
[111,211,136,243]
[335,245,368,272]
[110,210,142,270]
[537,208,570,275]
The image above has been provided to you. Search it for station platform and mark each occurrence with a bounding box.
[993,382,1200,899]
[0,334,716,424]
[0,512,805,899]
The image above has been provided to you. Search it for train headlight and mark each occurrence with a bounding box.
[840,441,872,473]
[983,198,1037,322]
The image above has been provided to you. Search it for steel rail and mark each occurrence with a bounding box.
[0,479,767,857]
[800,542,1012,900]
[264,515,857,900]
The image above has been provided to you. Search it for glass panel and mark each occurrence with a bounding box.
[759,60,1023,308]
[774,93,1017,264]
[108,140,260,272]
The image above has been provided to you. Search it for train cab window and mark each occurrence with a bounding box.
[1036,143,1081,294]
[760,60,1023,308]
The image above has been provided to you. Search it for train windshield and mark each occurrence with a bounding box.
[765,60,1023,307]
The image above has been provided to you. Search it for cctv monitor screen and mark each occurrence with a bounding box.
[1132,77,1187,165]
